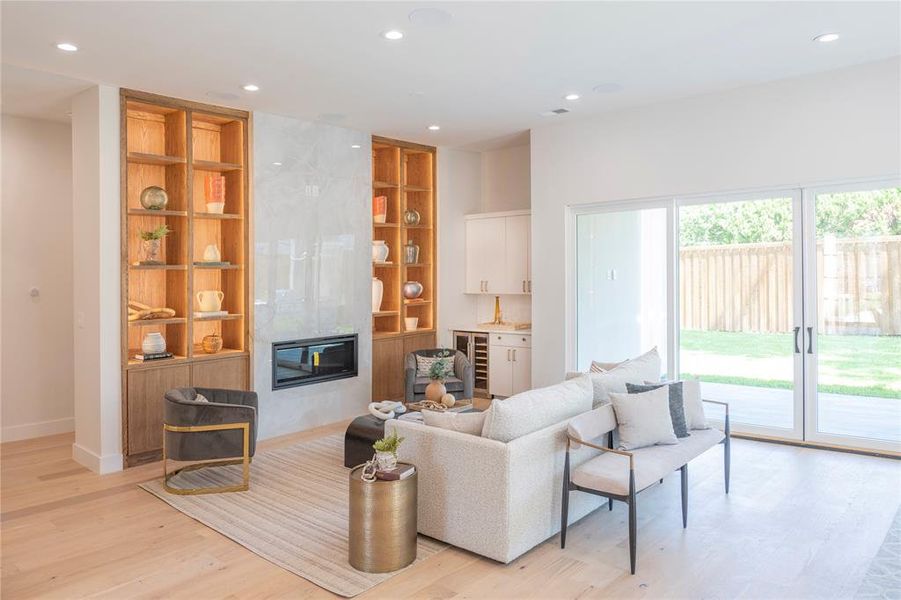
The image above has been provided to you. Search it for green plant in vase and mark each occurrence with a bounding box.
[425,350,453,403]
[139,224,171,264]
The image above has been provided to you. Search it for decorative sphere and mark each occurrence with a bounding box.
[140,186,169,210]
[403,209,421,225]
[441,393,456,408]
[402,281,423,299]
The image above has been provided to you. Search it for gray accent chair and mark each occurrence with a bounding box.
[163,387,258,494]
[405,349,473,403]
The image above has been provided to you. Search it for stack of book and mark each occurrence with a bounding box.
[375,464,415,481]
[133,351,174,362]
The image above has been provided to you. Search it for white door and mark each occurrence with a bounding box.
[504,215,530,294]
[511,347,531,395]
[488,343,513,397]
[465,217,506,293]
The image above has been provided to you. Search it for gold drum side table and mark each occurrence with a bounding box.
[348,463,418,573]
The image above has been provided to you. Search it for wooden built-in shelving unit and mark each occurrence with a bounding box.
[120,89,252,467]
[371,136,437,400]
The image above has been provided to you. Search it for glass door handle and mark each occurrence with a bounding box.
[793,327,801,354]
[806,327,814,354]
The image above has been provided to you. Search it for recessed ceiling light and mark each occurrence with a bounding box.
[564,93,581,101]
[56,42,78,52]
[351,144,362,149]
[813,32,840,43]
[427,125,440,131]
[382,30,404,41]
[272,162,283,166]
[242,84,260,92]
[593,83,623,94]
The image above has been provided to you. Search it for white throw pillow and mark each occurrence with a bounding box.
[422,410,486,436]
[610,387,678,450]
[481,375,593,442]
[194,393,209,403]
[646,379,709,430]
[590,360,622,373]
[587,347,661,407]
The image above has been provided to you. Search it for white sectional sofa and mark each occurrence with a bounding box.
[388,375,605,563]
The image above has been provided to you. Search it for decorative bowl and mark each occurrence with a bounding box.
[402,281,423,299]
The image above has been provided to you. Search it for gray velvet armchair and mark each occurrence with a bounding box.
[404,349,473,403]
[163,387,258,495]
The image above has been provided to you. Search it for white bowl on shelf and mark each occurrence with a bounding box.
[404,317,419,331]
[206,202,225,214]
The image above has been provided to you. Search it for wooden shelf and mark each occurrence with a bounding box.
[129,264,188,271]
[191,347,248,361]
[404,299,432,305]
[127,354,188,369]
[373,222,400,228]
[128,208,188,217]
[373,181,399,189]
[194,212,243,220]
[404,263,431,267]
[193,263,242,270]
[193,159,242,173]
[373,262,398,267]
[404,185,431,192]
[193,313,243,322]
[404,224,432,230]
[373,310,399,317]
[127,152,186,166]
[128,317,186,327]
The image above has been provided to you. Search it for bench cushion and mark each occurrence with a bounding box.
[571,428,725,496]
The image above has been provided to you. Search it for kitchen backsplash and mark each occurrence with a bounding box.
[475,294,532,325]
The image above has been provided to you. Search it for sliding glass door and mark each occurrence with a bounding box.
[678,193,804,439]
[804,184,901,452]
[572,180,899,453]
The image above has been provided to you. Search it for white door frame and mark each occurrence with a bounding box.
[802,178,901,453]
[675,189,805,441]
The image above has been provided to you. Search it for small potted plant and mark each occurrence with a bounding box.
[139,224,171,264]
[372,431,404,470]
[425,350,453,403]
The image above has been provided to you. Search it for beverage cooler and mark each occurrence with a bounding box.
[453,331,490,398]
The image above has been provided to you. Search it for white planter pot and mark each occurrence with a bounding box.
[375,451,397,470]
[142,332,166,354]
[372,277,384,312]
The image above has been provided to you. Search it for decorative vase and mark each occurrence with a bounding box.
[402,281,423,299]
[425,380,447,403]
[373,196,388,224]
[141,238,162,264]
[141,332,166,355]
[201,333,223,354]
[403,208,421,225]
[139,186,168,210]
[372,277,384,312]
[441,393,456,408]
[403,240,420,265]
[375,450,397,470]
[203,244,221,263]
[372,240,389,263]
[196,290,224,312]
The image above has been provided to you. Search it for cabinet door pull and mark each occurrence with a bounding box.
[528,280,531,293]
[507,348,511,362]
[512,349,517,362]
[522,280,526,293]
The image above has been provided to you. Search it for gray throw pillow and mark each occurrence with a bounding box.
[626,382,689,438]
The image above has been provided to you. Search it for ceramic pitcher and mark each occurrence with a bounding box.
[196,290,224,312]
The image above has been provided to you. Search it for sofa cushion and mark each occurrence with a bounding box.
[610,387,678,450]
[627,381,689,438]
[571,428,725,496]
[587,347,661,407]
[422,410,486,436]
[481,375,593,442]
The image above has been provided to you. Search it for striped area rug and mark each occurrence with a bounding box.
[140,434,446,597]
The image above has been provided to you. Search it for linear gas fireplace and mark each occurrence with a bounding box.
[272,334,358,390]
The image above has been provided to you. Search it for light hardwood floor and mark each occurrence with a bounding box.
[2,423,899,599]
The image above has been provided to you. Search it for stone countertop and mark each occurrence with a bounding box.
[449,325,532,335]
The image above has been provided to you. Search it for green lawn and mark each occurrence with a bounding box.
[680,329,901,399]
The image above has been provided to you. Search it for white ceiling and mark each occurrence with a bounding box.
[2,1,899,149]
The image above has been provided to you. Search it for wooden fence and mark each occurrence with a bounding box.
[679,236,901,335]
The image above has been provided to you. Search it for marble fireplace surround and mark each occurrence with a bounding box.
[253,112,372,440]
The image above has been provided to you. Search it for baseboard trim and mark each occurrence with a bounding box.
[731,432,900,460]
[72,443,123,474]
[1,417,75,443]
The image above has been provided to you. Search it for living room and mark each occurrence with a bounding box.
[1,2,899,598]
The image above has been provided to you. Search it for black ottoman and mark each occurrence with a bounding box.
[344,415,387,468]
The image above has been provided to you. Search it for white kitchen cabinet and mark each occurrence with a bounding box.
[465,210,531,294]
[465,217,506,294]
[488,333,531,397]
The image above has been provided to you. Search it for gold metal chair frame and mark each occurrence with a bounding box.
[162,422,250,495]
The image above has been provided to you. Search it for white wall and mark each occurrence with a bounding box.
[252,112,372,439]
[436,148,482,345]
[70,85,122,473]
[481,142,531,212]
[531,58,901,388]
[1,116,75,441]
